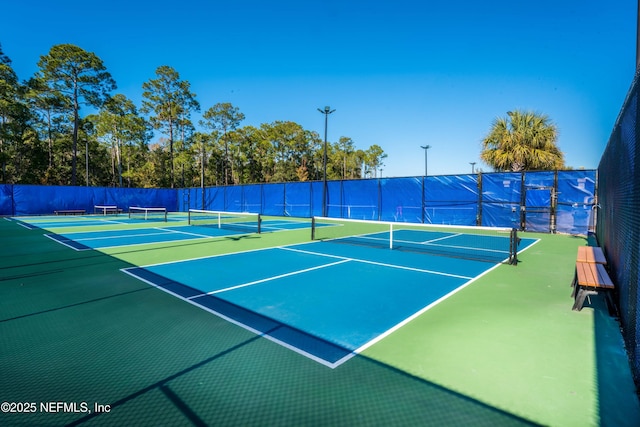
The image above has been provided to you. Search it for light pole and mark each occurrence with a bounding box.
[318,106,335,217]
[470,162,476,173]
[85,138,89,186]
[420,145,431,176]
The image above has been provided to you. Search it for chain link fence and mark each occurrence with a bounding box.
[596,71,640,391]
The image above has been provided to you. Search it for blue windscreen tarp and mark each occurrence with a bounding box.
[341,179,379,220]
[101,187,177,212]
[311,181,323,217]
[481,173,522,228]
[4,171,597,233]
[185,187,204,211]
[13,185,94,215]
[225,186,244,212]
[11,185,177,215]
[262,183,285,216]
[325,181,342,218]
[285,182,312,217]
[424,175,478,225]
[243,184,262,213]
[523,171,555,232]
[380,177,422,223]
[0,184,13,215]
[205,187,224,211]
[556,170,596,234]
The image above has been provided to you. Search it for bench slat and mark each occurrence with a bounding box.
[573,252,616,313]
[595,263,614,288]
[576,246,607,264]
[575,261,614,289]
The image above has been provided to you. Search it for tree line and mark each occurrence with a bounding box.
[0,43,388,188]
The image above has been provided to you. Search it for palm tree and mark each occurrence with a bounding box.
[481,110,564,171]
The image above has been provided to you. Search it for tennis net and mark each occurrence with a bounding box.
[188,209,261,234]
[128,206,167,222]
[311,216,519,265]
[94,205,121,215]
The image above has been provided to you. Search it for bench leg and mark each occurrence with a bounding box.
[570,270,578,297]
[604,291,619,317]
[573,287,598,311]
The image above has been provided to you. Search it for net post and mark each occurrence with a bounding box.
[389,223,393,249]
[311,217,316,240]
[217,212,222,229]
[257,214,262,234]
[510,227,519,265]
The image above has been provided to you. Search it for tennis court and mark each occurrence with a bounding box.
[17,213,540,359]
[2,211,640,426]
[11,212,539,367]
[12,211,310,251]
[121,221,538,367]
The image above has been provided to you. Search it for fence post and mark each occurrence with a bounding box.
[477,173,483,226]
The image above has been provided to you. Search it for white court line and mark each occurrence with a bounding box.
[95,230,252,251]
[95,239,209,251]
[134,245,282,268]
[517,236,542,254]
[43,234,91,251]
[264,221,307,226]
[60,226,241,248]
[188,259,351,298]
[15,221,36,230]
[92,218,128,225]
[154,227,220,239]
[72,230,177,242]
[419,232,462,244]
[120,267,343,369]
[131,235,482,277]
[351,261,504,356]
[395,237,510,255]
[119,237,538,369]
[280,246,473,280]
[263,220,308,228]
[348,229,511,255]
[260,225,289,231]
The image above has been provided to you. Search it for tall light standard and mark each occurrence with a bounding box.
[470,162,476,173]
[420,145,431,176]
[85,138,89,186]
[420,145,431,224]
[318,106,335,217]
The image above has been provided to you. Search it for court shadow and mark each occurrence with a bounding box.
[0,220,620,426]
[63,334,542,426]
[592,281,640,425]
[224,234,260,242]
[55,273,542,426]
[123,267,351,365]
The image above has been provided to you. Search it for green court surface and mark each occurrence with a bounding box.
[1,215,639,426]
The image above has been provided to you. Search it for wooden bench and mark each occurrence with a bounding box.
[576,245,607,264]
[571,246,616,314]
[54,209,86,215]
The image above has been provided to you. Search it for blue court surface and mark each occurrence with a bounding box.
[13,216,134,229]
[20,213,538,367]
[122,235,538,368]
[44,225,254,250]
[14,216,309,250]
[11,213,184,229]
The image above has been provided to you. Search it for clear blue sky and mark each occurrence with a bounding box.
[2,0,637,177]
